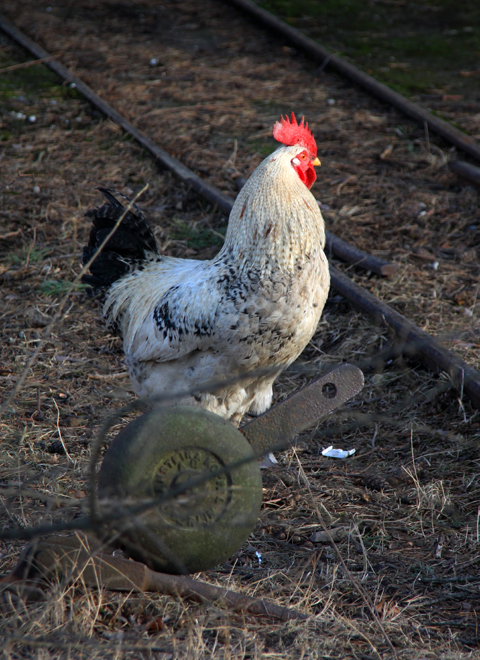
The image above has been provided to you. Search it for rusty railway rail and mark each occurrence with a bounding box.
[225,0,480,165]
[449,160,480,188]
[1,13,480,409]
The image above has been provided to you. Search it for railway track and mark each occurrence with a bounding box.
[1,5,479,407]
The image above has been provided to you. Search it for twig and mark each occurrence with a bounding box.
[454,554,480,571]
[224,138,238,168]
[419,575,480,584]
[0,175,28,192]
[424,621,480,628]
[0,52,62,75]
[1,634,173,655]
[24,227,36,268]
[424,120,430,153]
[52,398,74,464]
[0,229,22,240]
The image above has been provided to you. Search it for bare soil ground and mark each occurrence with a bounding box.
[0,1,480,658]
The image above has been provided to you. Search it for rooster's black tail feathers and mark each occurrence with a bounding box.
[82,188,159,291]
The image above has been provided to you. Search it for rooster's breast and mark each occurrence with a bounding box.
[216,247,329,369]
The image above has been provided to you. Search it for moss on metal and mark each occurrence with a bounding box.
[98,406,263,574]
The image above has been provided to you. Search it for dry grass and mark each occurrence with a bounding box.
[1,0,480,658]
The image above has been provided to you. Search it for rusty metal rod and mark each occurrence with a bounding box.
[449,160,480,187]
[7,535,308,621]
[0,13,396,278]
[225,0,480,164]
[331,266,480,409]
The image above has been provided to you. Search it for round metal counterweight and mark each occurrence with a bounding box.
[98,406,262,574]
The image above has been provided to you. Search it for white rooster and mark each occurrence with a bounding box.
[83,113,330,425]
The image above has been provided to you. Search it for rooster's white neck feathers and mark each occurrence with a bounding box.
[219,145,325,272]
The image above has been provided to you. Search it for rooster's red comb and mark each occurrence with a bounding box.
[272,112,317,157]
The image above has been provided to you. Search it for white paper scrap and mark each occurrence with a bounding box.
[259,452,278,469]
[322,446,356,459]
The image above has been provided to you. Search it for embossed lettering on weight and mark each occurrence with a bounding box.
[153,447,232,528]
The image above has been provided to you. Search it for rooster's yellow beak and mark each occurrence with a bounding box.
[312,157,321,166]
